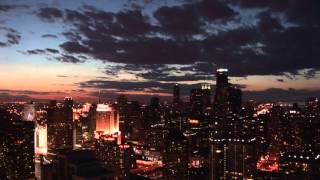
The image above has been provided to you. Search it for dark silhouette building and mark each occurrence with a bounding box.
[0,108,35,179]
[47,98,73,151]
[173,84,180,105]
[163,129,188,180]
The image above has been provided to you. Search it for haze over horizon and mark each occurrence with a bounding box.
[1,0,320,102]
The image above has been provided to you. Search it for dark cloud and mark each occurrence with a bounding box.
[0,27,21,47]
[46,48,59,54]
[154,0,236,34]
[21,48,59,55]
[257,12,283,33]
[54,54,84,63]
[0,4,28,12]
[231,0,320,26]
[59,41,89,54]
[41,34,58,38]
[36,7,63,22]
[303,69,318,79]
[230,0,289,10]
[24,49,46,55]
[61,32,81,41]
[33,1,320,82]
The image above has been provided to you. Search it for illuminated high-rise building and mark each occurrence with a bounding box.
[35,124,48,155]
[95,104,120,140]
[22,101,36,121]
[64,97,73,108]
[190,84,212,116]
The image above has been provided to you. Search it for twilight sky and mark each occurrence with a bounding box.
[0,0,320,102]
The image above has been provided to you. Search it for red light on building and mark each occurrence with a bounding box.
[136,160,155,166]
[119,144,130,150]
[189,119,199,124]
[15,140,24,144]
[256,154,279,172]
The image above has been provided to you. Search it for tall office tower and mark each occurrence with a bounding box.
[164,105,186,131]
[190,88,204,115]
[35,124,48,155]
[34,103,48,156]
[266,106,283,157]
[22,101,36,121]
[64,97,73,108]
[276,105,320,179]
[34,108,48,180]
[228,86,242,113]
[117,95,128,115]
[47,98,73,151]
[305,98,320,152]
[201,83,212,107]
[209,112,255,180]
[214,68,229,107]
[95,103,120,144]
[190,85,212,116]
[0,109,35,179]
[280,106,304,154]
[141,98,162,147]
[209,69,255,180]
[173,84,180,105]
[95,137,133,179]
[116,95,142,142]
[163,129,188,180]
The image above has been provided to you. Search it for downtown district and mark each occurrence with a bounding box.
[1,69,320,180]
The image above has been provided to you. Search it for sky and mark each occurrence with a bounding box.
[0,0,320,103]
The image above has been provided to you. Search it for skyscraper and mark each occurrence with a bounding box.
[163,129,188,180]
[22,101,36,121]
[210,69,255,180]
[0,108,35,179]
[214,68,229,106]
[47,98,73,151]
[201,83,212,107]
[173,84,180,105]
[95,103,120,143]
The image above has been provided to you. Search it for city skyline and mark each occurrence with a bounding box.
[1,0,320,102]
